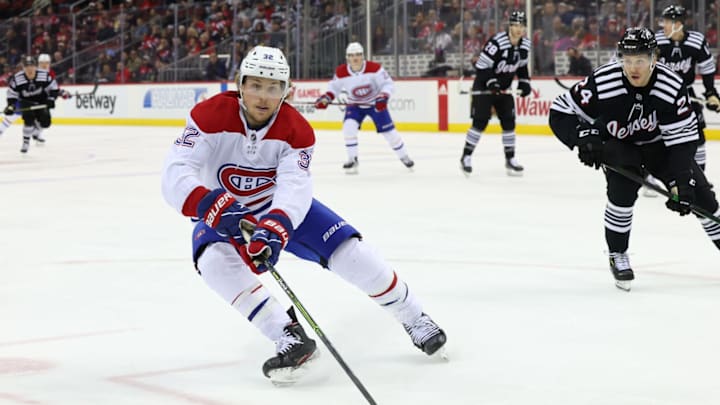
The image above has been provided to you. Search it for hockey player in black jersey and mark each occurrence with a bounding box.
[460,10,532,177]
[548,27,720,291]
[4,55,59,153]
[657,5,719,170]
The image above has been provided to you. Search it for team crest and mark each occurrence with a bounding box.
[217,164,276,197]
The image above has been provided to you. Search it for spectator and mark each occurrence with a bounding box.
[205,52,227,81]
[137,56,158,82]
[566,47,592,76]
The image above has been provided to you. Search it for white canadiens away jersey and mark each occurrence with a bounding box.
[161,91,315,228]
[326,61,394,106]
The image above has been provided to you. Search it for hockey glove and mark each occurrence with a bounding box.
[518,80,531,97]
[60,90,72,99]
[3,104,14,115]
[704,90,720,112]
[46,99,55,109]
[666,172,696,216]
[575,122,604,170]
[246,210,293,273]
[196,188,257,242]
[374,94,389,111]
[314,93,333,109]
[485,78,501,93]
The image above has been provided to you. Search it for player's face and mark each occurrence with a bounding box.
[39,61,50,70]
[508,23,526,41]
[661,19,682,37]
[23,65,36,78]
[346,53,363,71]
[621,53,655,87]
[240,76,286,126]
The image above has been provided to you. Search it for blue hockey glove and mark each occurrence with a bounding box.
[246,210,293,273]
[196,188,257,242]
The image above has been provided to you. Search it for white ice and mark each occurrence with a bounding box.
[1,125,719,405]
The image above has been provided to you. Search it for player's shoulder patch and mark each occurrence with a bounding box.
[685,30,705,49]
[335,64,351,78]
[190,91,245,134]
[493,32,511,49]
[651,64,684,104]
[265,103,315,149]
[364,61,382,73]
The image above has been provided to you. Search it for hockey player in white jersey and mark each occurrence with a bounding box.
[161,46,446,384]
[314,42,414,174]
[549,28,720,291]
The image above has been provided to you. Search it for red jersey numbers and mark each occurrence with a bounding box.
[175,127,200,147]
[218,165,276,197]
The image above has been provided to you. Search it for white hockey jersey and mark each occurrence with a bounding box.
[325,61,394,106]
[161,91,315,228]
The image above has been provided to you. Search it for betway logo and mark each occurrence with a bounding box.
[515,89,551,116]
[76,93,116,114]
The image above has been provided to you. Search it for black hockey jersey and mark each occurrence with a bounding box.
[472,31,531,91]
[7,69,58,107]
[655,30,716,94]
[550,62,698,148]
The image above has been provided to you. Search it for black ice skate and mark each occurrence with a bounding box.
[404,313,447,359]
[609,252,634,292]
[343,157,359,174]
[505,157,524,177]
[400,156,415,170]
[32,133,45,144]
[460,155,472,177]
[20,138,30,153]
[263,307,318,386]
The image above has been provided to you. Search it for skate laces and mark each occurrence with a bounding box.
[275,326,303,355]
[405,314,440,346]
[610,252,631,271]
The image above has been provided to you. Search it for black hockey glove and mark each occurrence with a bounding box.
[517,80,531,97]
[704,90,720,112]
[666,172,696,216]
[46,99,55,109]
[485,78,501,93]
[575,122,604,170]
[3,104,14,115]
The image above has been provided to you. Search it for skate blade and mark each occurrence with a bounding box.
[506,168,524,177]
[431,346,449,361]
[344,168,359,175]
[268,350,320,387]
[615,280,632,292]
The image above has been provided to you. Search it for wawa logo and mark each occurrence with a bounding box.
[515,89,552,116]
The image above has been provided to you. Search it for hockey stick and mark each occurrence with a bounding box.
[289,100,374,108]
[239,225,377,404]
[459,89,523,96]
[604,164,720,224]
[554,77,574,90]
[74,80,100,98]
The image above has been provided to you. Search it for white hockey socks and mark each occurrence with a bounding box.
[381,129,410,159]
[196,243,291,341]
[328,238,422,325]
[0,114,18,135]
[342,119,360,161]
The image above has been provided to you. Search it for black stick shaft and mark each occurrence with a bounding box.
[267,262,378,405]
[604,164,720,224]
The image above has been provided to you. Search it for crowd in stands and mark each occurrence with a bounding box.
[1,0,719,82]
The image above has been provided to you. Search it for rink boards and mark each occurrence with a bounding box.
[2,78,720,139]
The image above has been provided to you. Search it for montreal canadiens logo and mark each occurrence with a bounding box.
[351,85,373,98]
[218,164,276,197]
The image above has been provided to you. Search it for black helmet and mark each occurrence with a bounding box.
[617,27,657,57]
[662,5,686,21]
[509,10,527,26]
[22,55,37,67]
